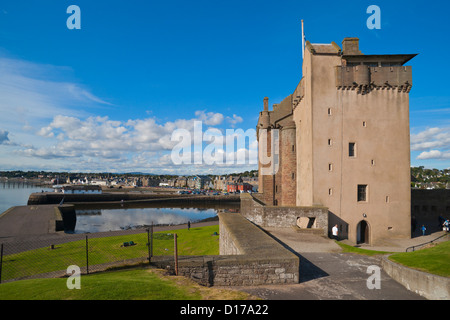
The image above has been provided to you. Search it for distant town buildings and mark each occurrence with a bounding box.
[60,185,102,194]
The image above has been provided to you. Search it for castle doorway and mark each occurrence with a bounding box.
[357,220,370,244]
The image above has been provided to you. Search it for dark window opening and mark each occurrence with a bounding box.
[357,185,367,202]
[349,142,356,157]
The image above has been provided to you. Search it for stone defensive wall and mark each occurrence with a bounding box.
[240,193,329,236]
[152,212,299,286]
[28,192,240,205]
[411,189,450,229]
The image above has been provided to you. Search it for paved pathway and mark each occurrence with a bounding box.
[234,227,445,300]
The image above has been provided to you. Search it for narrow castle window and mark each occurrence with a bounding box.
[357,184,368,202]
[328,163,333,171]
[349,142,356,157]
[328,139,332,146]
[328,108,332,116]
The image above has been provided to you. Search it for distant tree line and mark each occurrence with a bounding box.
[411,166,450,184]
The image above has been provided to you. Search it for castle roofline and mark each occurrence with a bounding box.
[306,41,341,55]
[343,53,418,66]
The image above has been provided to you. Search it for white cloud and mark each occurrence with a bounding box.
[14,109,254,174]
[226,114,243,127]
[194,110,224,126]
[411,127,450,151]
[411,127,450,162]
[417,150,450,160]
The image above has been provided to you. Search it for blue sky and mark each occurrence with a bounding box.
[0,0,449,174]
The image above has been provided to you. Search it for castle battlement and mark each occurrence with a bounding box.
[335,65,413,94]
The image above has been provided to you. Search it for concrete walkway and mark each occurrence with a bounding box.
[266,227,449,253]
[234,227,448,300]
[0,205,60,240]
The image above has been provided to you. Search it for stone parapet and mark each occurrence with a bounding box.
[381,255,450,300]
[240,193,329,236]
[152,212,299,287]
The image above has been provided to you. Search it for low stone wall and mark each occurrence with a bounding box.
[240,193,328,236]
[381,255,450,300]
[54,204,77,232]
[152,212,299,286]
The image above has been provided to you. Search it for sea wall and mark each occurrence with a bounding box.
[54,204,76,232]
[152,212,300,286]
[28,192,240,205]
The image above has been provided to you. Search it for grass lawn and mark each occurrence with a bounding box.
[389,240,450,277]
[0,224,259,300]
[335,241,393,256]
[1,225,219,282]
[0,267,257,300]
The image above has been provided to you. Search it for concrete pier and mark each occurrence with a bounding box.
[0,205,68,239]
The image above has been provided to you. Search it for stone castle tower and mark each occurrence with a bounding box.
[257,37,416,244]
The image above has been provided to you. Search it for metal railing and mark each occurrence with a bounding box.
[405,233,449,252]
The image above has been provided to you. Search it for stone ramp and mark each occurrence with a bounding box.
[0,205,62,239]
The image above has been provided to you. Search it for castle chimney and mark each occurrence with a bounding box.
[263,97,269,111]
[342,37,362,55]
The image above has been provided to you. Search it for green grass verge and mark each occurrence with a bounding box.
[389,240,450,277]
[335,241,393,256]
[1,225,219,282]
[0,267,256,300]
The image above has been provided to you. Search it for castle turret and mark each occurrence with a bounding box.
[258,97,270,129]
[280,120,296,206]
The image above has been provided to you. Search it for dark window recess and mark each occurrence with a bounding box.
[357,184,367,202]
[349,143,356,157]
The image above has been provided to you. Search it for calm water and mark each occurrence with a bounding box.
[73,207,219,233]
[0,182,52,214]
[0,183,234,234]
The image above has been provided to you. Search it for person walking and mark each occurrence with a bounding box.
[421,225,426,236]
[443,219,449,232]
[187,221,191,231]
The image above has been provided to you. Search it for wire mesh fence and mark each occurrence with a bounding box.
[0,227,180,284]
